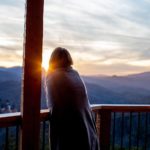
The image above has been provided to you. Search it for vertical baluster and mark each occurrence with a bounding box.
[129,112,132,150]
[137,112,140,150]
[15,125,19,150]
[112,112,116,150]
[120,112,124,150]
[144,112,148,150]
[95,111,100,138]
[99,110,111,150]
[5,127,9,150]
[42,121,46,150]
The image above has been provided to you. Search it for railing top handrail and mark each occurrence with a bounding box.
[1,104,150,127]
[91,104,150,112]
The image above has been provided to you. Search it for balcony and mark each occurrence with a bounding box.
[0,104,150,150]
[1,0,150,150]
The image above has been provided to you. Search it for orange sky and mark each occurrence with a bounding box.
[0,0,150,75]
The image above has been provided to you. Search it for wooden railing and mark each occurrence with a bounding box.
[0,110,49,150]
[0,110,49,128]
[0,105,150,150]
[92,105,150,150]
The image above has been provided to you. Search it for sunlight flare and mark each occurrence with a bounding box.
[42,50,51,71]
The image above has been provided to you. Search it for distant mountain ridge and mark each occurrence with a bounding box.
[0,66,22,82]
[0,66,150,112]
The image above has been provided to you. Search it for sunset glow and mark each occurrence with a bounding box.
[42,50,51,71]
[0,0,150,75]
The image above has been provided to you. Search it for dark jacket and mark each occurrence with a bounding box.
[46,67,100,150]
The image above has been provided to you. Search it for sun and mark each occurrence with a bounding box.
[42,51,50,71]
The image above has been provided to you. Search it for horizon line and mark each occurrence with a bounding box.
[0,65,150,77]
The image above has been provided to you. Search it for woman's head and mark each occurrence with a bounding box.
[49,47,73,71]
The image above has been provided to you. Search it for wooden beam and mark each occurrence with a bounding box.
[20,0,44,149]
[99,110,111,150]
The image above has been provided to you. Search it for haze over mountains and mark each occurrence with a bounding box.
[0,66,150,112]
[84,73,150,104]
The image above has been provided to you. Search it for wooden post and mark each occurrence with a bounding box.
[20,0,44,150]
[99,110,111,150]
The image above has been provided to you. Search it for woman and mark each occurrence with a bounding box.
[45,47,99,150]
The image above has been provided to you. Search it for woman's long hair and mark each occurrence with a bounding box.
[48,47,73,73]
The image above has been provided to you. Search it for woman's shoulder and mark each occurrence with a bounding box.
[46,71,58,82]
[46,68,66,82]
[54,67,79,76]
[46,67,80,82]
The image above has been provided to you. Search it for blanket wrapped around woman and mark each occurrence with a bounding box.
[45,47,100,150]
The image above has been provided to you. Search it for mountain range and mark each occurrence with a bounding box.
[0,66,150,112]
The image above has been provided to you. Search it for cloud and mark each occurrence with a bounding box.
[0,1,24,66]
[0,0,150,74]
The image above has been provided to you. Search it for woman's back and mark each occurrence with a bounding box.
[46,67,99,150]
[45,47,99,150]
[47,67,89,110]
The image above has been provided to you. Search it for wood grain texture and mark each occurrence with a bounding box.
[20,0,44,149]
